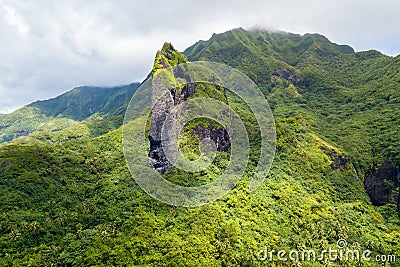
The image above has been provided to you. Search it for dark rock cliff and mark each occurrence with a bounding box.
[148,43,230,173]
[330,154,348,170]
[364,159,399,208]
[191,124,230,152]
[272,68,301,86]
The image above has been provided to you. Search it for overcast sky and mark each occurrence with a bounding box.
[0,0,399,113]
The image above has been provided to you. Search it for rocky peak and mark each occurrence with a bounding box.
[152,42,188,75]
[148,43,230,173]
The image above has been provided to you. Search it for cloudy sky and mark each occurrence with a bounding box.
[0,0,399,113]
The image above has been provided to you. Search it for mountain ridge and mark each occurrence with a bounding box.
[0,83,139,143]
[183,27,400,209]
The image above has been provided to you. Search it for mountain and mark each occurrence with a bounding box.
[0,83,139,143]
[185,28,400,207]
[29,84,140,120]
[0,29,399,266]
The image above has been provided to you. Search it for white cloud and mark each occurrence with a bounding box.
[3,4,29,35]
[0,0,399,113]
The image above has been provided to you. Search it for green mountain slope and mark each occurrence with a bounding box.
[0,83,139,143]
[0,29,399,266]
[185,28,400,207]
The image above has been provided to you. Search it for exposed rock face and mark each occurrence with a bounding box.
[364,159,399,207]
[148,43,230,173]
[398,190,400,212]
[272,68,301,86]
[192,124,230,152]
[15,130,30,138]
[331,155,348,170]
[148,80,198,173]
